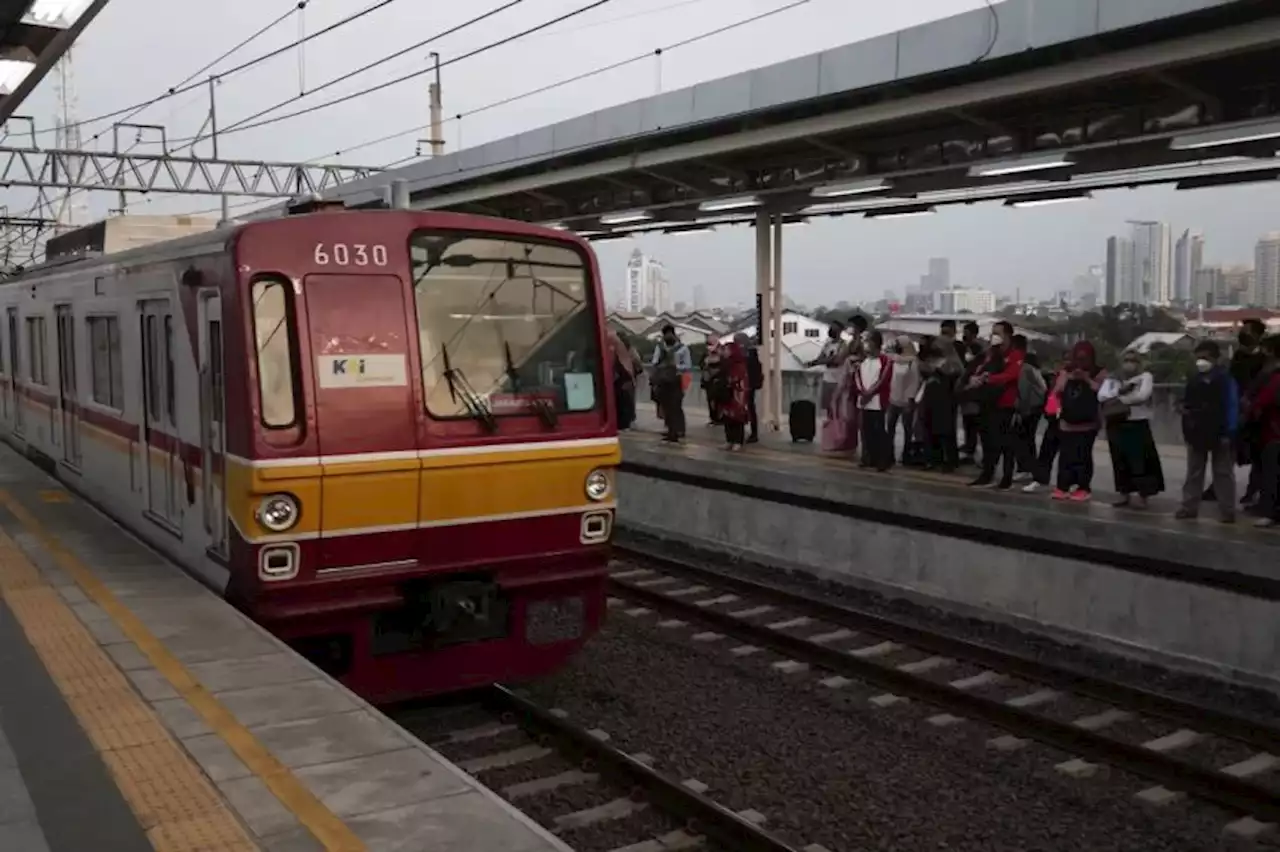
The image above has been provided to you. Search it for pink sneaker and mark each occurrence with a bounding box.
[1051,488,1068,500]
[1069,489,1092,503]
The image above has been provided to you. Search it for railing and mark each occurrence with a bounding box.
[637,371,1191,448]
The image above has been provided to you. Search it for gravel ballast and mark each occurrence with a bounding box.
[527,610,1276,852]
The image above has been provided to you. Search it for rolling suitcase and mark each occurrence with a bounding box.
[789,400,817,442]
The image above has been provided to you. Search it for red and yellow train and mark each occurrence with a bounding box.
[0,205,617,703]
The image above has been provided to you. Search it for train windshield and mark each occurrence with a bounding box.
[410,230,603,422]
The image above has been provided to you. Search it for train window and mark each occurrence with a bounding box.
[25,316,48,385]
[250,278,298,428]
[0,323,6,375]
[164,315,175,420]
[409,231,602,419]
[87,316,124,408]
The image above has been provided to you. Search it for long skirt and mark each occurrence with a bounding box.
[1107,418,1165,497]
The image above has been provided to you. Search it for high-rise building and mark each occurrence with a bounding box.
[1222,266,1256,307]
[919,257,950,294]
[1173,230,1204,305]
[1105,236,1135,305]
[692,283,707,311]
[1255,233,1280,308]
[1194,267,1222,308]
[623,248,672,313]
[1129,221,1172,305]
[933,288,996,314]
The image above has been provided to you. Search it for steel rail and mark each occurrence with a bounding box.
[608,556,1280,822]
[485,685,803,852]
[614,540,1280,754]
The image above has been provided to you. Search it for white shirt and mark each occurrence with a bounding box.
[1115,371,1154,421]
[858,357,886,411]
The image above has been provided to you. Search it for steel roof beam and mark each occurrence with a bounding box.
[398,16,1280,211]
[0,0,110,124]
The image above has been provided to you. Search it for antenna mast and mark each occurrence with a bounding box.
[52,48,88,233]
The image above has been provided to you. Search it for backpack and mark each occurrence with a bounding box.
[1059,377,1099,426]
[1182,372,1225,450]
[747,348,764,390]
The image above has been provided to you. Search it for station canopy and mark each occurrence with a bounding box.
[1,0,105,124]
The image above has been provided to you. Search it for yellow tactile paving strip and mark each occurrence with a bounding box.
[0,489,367,852]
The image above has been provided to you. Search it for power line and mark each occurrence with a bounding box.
[183,0,530,149]
[184,0,621,145]
[31,0,403,139]
[304,0,811,162]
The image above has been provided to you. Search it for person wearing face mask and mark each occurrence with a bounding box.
[649,324,692,443]
[1230,319,1270,508]
[967,321,1023,489]
[1104,352,1164,509]
[1176,340,1238,523]
[957,321,986,463]
[918,345,958,472]
[854,330,893,471]
[887,337,922,465]
[1051,340,1106,501]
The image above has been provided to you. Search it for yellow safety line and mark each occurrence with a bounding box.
[0,490,367,852]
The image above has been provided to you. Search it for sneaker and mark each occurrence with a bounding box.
[994,481,1014,491]
[1069,489,1092,503]
[968,478,993,488]
[1014,472,1033,483]
[1022,481,1042,494]
[1254,518,1277,529]
[1051,488,1068,500]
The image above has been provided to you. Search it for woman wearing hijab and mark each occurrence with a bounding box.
[607,328,639,430]
[1050,340,1107,501]
[1105,350,1164,509]
[720,334,752,451]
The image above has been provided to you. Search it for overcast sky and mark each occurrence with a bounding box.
[11,0,1280,306]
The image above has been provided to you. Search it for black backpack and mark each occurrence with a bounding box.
[747,348,764,390]
[1182,373,1225,450]
[1059,377,1099,426]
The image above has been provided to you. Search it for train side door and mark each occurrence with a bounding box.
[140,299,182,530]
[54,305,82,467]
[198,292,228,557]
[8,308,23,436]
[303,273,419,570]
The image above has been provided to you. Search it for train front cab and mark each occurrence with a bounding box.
[225,216,618,704]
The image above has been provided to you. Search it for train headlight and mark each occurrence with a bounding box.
[256,493,300,533]
[584,469,611,502]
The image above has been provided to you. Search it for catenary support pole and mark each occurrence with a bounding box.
[771,214,784,429]
[754,209,773,429]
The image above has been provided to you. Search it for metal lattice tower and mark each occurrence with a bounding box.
[51,48,88,234]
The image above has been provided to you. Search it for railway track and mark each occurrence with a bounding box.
[609,541,1280,839]
[394,686,809,852]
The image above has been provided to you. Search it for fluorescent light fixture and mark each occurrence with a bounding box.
[1170,119,1280,151]
[865,205,936,220]
[782,219,809,228]
[698,196,760,212]
[23,0,91,25]
[811,178,890,198]
[599,210,651,225]
[1006,191,1093,209]
[664,225,714,236]
[0,60,35,96]
[969,152,1073,177]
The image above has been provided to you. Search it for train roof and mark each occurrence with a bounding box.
[1,209,594,286]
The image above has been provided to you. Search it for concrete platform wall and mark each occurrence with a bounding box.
[617,470,1280,695]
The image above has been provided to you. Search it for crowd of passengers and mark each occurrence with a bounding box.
[609,318,1280,529]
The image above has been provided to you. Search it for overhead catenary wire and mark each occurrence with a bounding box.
[28,0,404,140]
[303,0,811,162]
[174,0,621,147]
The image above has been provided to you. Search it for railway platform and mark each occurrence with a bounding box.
[0,443,570,852]
[616,416,1280,697]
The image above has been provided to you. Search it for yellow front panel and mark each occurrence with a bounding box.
[320,459,420,532]
[225,460,322,540]
[419,446,621,523]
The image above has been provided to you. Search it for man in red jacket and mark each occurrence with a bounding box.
[968,321,1024,490]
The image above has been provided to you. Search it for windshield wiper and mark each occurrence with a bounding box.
[502,341,558,430]
[441,344,496,432]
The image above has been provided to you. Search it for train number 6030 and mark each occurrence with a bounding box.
[313,243,389,267]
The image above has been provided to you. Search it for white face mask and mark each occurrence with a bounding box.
[990,335,1004,346]
[1195,359,1212,373]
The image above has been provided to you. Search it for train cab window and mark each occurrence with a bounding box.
[25,316,48,385]
[87,316,124,408]
[250,279,298,428]
[409,231,602,419]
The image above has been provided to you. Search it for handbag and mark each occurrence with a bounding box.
[1100,397,1130,421]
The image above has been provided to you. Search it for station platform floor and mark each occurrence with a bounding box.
[628,409,1256,516]
[0,444,568,852]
